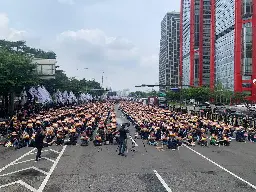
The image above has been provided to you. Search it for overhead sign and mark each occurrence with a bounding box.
[170,88,180,92]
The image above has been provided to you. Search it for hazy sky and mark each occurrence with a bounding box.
[0,0,180,91]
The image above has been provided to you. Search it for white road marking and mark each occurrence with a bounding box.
[185,145,256,190]
[12,159,35,165]
[0,166,48,177]
[153,170,172,192]
[0,180,37,192]
[0,148,35,173]
[0,181,20,189]
[49,148,60,154]
[129,136,138,147]
[42,157,55,163]
[37,145,67,192]
[18,180,37,192]
[32,166,48,175]
[30,149,49,155]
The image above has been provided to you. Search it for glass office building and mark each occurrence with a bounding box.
[159,12,180,92]
[210,0,256,100]
[180,0,211,87]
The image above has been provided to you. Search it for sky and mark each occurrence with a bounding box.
[0,0,180,92]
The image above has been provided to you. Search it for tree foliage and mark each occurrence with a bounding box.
[0,39,103,115]
[0,40,56,59]
[40,69,103,96]
[166,87,211,103]
[0,48,39,95]
[128,91,159,98]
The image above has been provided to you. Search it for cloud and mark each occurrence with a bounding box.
[56,28,139,65]
[0,13,27,41]
[140,54,159,69]
[0,12,158,91]
[57,0,75,5]
[53,28,158,90]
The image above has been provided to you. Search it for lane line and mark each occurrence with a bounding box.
[18,180,37,192]
[30,149,49,155]
[42,157,55,163]
[37,145,67,192]
[49,149,60,154]
[129,136,138,147]
[185,145,256,190]
[0,148,36,173]
[153,170,173,192]
[12,159,35,165]
[32,166,48,175]
[0,166,48,177]
[0,167,34,177]
[0,181,20,189]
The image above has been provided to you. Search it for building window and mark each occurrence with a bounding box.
[242,0,253,18]
[242,83,252,88]
[241,22,252,76]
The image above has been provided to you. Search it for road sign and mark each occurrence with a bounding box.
[170,88,180,92]
[159,92,166,97]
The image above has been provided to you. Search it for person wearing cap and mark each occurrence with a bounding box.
[236,127,246,142]
[35,128,45,161]
[80,131,89,146]
[167,133,178,150]
[93,134,103,146]
[66,128,78,145]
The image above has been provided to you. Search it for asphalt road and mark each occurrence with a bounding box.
[0,106,255,192]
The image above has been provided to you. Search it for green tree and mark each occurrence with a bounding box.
[128,91,148,98]
[0,48,39,114]
[0,39,56,59]
[166,90,180,101]
[41,70,103,96]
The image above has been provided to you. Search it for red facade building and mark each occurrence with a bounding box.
[181,0,256,101]
[180,0,211,87]
[210,0,256,100]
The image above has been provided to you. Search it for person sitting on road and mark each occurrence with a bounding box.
[167,133,178,150]
[5,132,20,149]
[248,128,256,142]
[93,134,103,146]
[161,133,168,145]
[45,129,55,146]
[22,131,30,147]
[198,134,208,146]
[219,134,230,146]
[185,134,195,146]
[148,132,158,146]
[210,134,219,146]
[56,128,65,145]
[80,131,89,146]
[65,128,78,145]
[236,127,246,142]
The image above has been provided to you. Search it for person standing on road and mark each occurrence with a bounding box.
[35,128,45,161]
[118,124,128,156]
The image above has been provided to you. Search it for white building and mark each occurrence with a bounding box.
[159,12,180,92]
[32,58,57,80]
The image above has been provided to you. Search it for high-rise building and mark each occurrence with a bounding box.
[210,0,256,100]
[159,12,180,92]
[180,0,211,87]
